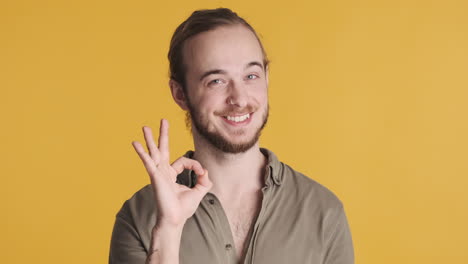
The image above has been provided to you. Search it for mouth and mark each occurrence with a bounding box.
[222,112,253,125]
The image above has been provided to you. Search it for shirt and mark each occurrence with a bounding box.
[109,148,354,264]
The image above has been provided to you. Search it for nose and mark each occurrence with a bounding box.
[226,80,248,108]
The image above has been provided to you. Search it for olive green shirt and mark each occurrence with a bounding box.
[109,148,354,264]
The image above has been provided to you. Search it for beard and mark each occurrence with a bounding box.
[185,100,269,154]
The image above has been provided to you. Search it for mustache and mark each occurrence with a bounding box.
[215,105,256,116]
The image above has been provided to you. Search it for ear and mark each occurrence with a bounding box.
[169,79,189,111]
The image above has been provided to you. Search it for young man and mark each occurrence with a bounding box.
[110,8,354,264]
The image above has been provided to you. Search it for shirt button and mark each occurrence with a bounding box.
[208,199,215,204]
[225,244,232,250]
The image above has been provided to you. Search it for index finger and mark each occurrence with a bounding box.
[171,157,205,176]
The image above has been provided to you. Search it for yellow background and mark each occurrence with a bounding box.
[2,0,467,263]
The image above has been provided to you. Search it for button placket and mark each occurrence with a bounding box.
[246,185,272,264]
[205,193,237,263]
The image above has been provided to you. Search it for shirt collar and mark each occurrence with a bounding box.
[175,148,283,188]
[260,148,283,186]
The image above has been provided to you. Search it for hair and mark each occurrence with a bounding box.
[168,8,269,92]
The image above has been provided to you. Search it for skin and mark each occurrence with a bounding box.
[132,24,269,264]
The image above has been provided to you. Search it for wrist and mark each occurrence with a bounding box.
[149,223,184,258]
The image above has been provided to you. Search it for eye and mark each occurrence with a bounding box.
[208,79,223,86]
[246,74,258,80]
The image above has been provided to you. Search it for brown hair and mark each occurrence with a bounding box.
[168,8,269,91]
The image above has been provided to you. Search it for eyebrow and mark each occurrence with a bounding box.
[199,69,227,81]
[246,61,264,70]
[199,61,264,81]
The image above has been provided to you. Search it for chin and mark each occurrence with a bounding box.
[207,130,261,154]
[187,102,269,154]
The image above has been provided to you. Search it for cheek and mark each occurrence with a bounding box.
[251,87,268,105]
[195,95,224,113]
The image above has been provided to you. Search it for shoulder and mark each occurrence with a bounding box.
[116,184,156,232]
[268,158,351,247]
[126,184,154,208]
[262,148,344,211]
[111,184,156,253]
[118,184,155,215]
[279,161,344,212]
[278,162,350,245]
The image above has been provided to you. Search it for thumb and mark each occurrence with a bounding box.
[193,169,212,196]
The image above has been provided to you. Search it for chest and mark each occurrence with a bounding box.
[179,194,325,264]
[221,193,263,260]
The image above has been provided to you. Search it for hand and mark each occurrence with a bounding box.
[132,119,213,229]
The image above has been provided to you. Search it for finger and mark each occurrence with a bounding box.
[171,157,204,176]
[142,126,160,163]
[192,169,213,196]
[158,119,170,162]
[132,141,157,176]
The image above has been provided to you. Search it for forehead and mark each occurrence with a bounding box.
[182,24,265,75]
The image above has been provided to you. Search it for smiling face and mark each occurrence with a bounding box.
[172,24,269,153]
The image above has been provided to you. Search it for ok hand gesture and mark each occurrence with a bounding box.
[132,119,212,229]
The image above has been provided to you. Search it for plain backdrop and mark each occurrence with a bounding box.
[1,0,467,263]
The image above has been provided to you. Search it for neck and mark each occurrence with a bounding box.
[192,133,267,198]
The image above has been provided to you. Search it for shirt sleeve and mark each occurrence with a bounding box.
[109,201,148,264]
[322,205,355,264]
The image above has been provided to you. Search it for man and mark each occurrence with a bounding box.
[109,8,354,264]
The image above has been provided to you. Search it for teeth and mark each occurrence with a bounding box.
[226,113,250,122]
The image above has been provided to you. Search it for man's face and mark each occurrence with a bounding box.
[181,24,269,153]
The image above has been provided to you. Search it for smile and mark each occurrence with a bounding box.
[225,113,250,122]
